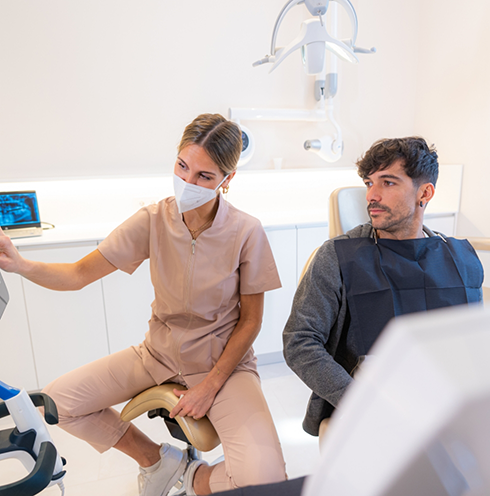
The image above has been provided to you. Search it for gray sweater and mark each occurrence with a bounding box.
[283,224,373,436]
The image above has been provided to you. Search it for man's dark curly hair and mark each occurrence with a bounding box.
[356,137,439,186]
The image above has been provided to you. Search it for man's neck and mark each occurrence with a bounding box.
[375,224,425,240]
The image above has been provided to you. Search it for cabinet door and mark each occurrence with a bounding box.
[424,215,456,236]
[297,225,329,284]
[0,272,38,391]
[19,243,109,388]
[101,259,154,354]
[256,228,297,361]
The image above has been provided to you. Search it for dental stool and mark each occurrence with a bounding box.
[120,383,221,492]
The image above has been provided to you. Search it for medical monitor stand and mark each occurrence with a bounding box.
[303,303,490,496]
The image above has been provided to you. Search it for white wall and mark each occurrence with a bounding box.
[1,1,487,243]
[0,0,421,180]
[413,0,490,238]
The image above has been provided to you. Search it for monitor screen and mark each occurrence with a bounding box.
[0,191,41,231]
[303,303,490,496]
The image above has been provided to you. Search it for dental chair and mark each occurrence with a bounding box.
[302,186,490,444]
[120,383,221,493]
[328,186,369,239]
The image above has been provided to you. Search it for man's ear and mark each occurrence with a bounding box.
[419,183,435,204]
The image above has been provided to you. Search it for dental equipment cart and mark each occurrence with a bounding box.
[0,272,67,495]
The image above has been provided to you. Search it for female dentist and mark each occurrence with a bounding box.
[0,114,287,496]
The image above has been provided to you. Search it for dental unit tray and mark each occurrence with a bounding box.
[0,272,66,496]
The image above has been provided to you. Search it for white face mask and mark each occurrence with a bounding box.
[173,174,228,214]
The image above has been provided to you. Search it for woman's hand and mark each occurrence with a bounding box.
[0,228,26,274]
[170,382,218,420]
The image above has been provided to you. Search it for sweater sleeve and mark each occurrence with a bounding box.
[283,239,353,407]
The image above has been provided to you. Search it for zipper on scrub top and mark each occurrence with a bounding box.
[183,238,196,313]
[177,238,197,374]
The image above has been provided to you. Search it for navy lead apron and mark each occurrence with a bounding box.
[334,233,483,358]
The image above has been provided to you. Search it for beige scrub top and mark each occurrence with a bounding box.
[98,194,281,387]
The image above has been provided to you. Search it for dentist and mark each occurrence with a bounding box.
[0,114,286,496]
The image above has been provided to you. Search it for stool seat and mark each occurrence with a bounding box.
[120,383,220,452]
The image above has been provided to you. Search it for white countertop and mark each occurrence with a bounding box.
[6,165,461,248]
[12,210,458,249]
[13,224,117,248]
[13,213,330,249]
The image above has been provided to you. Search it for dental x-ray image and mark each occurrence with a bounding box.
[0,191,41,229]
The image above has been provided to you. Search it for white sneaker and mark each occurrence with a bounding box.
[138,443,188,496]
[183,458,209,496]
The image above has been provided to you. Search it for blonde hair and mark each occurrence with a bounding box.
[178,114,242,175]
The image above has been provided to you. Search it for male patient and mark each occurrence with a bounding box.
[283,136,484,437]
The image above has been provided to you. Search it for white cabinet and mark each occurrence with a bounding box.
[0,272,38,391]
[101,259,154,354]
[424,214,456,236]
[256,227,297,362]
[297,224,329,283]
[252,224,330,363]
[19,243,109,389]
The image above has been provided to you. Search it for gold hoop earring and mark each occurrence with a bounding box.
[222,185,229,194]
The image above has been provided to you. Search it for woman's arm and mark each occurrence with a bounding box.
[0,229,117,290]
[170,292,264,419]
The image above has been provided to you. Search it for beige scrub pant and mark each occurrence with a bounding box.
[42,346,287,492]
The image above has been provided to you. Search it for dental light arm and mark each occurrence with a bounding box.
[253,0,335,68]
[304,98,343,162]
[303,0,328,17]
[269,1,328,55]
[273,18,357,73]
[253,0,373,72]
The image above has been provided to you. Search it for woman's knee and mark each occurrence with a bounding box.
[210,371,287,487]
[42,376,80,418]
[229,446,286,488]
[42,364,105,418]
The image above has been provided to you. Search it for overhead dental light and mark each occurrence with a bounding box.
[253,0,371,74]
[230,0,374,165]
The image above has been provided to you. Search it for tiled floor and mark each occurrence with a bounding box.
[0,361,320,495]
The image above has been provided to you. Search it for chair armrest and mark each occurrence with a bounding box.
[120,383,220,452]
[465,237,490,252]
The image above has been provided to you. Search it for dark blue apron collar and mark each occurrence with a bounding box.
[371,224,442,243]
